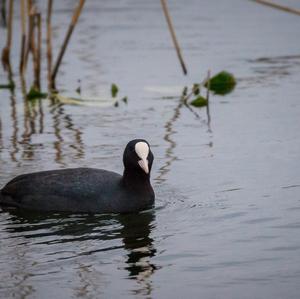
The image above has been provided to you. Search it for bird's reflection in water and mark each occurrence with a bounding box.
[120,212,157,297]
[2,208,157,298]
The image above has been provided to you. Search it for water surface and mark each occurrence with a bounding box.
[1,0,300,298]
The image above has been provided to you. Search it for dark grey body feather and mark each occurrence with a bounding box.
[0,168,155,213]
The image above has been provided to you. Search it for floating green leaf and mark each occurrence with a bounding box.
[121,96,128,104]
[190,96,207,107]
[27,86,47,101]
[205,71,236,95]
[111,83,119,98]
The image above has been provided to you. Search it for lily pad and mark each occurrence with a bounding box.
[190,96,207,107]
[205,71,236,95]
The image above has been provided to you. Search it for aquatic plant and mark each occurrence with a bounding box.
[27,86,47,101]
[205,71,236,95]
[190,96,207,107]
[1,0,86,94]
[111,83,119,98]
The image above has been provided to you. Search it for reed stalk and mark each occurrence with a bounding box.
[252,0,300,16]
[46,0,53,88]
[206,70,211,102]
[160,0,187,75]
[1,0,13,70]
[19,0,26,73]
[206,70,211,127]
[34,13,41,89]
[51,0,86,89]
[28,8,38,88]
[23,0,33,72]
[1,0,6,27]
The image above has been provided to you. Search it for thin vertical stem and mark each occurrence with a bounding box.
[23,0,32,72]
[35,13,41,89]
[51,0,86,89]
[47,0,53,88]
[6,0,12,48]
[206,70,211,130]
[1,0,13,70]
[1,0,6,27]
[160,0,187,75]
[19,0,26,73]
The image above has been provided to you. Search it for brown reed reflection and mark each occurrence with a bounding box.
[3,88,85,165]
[49,101,84,165]
[156,92,212,183]
[9,91,19,162]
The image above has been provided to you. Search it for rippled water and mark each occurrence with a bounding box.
[1,0,300,298]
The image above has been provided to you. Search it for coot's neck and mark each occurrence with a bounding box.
[122,168,151,191]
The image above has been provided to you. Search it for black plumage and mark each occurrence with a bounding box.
[0,139,155,213]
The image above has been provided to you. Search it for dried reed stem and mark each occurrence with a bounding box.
[160,0,187,75]
[51,0,86,88]
[34,13,41,89]
[206,70,211,127]
[1,0,13,70]
[47,0,53,88]
[1,0,6,27]
[23,0,32,72]
[252,0,300,16]
[19,0,26,73]
[206,70,211,102]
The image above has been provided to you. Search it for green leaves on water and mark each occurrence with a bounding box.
[111,83,119,98]
[190,96,207,107]
[205,71,236,95]
[27,86,48,101]
[110,83,128,107]
[188,70,236,108]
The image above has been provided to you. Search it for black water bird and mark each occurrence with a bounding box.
[0,139,155,213]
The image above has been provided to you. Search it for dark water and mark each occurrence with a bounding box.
[1,0,300,298]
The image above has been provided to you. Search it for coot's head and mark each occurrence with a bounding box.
[123,139,154,176]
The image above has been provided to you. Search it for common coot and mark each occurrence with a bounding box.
[0,139,155,213]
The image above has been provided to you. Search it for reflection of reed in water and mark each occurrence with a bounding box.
[9,92,19,162]
[156,93,212,183]
[3,89,84,164]
[63,114,84,159]
[20,98,40,161]
[50,102,84,165]
[155,101,182,184]
[50,102,64,164]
